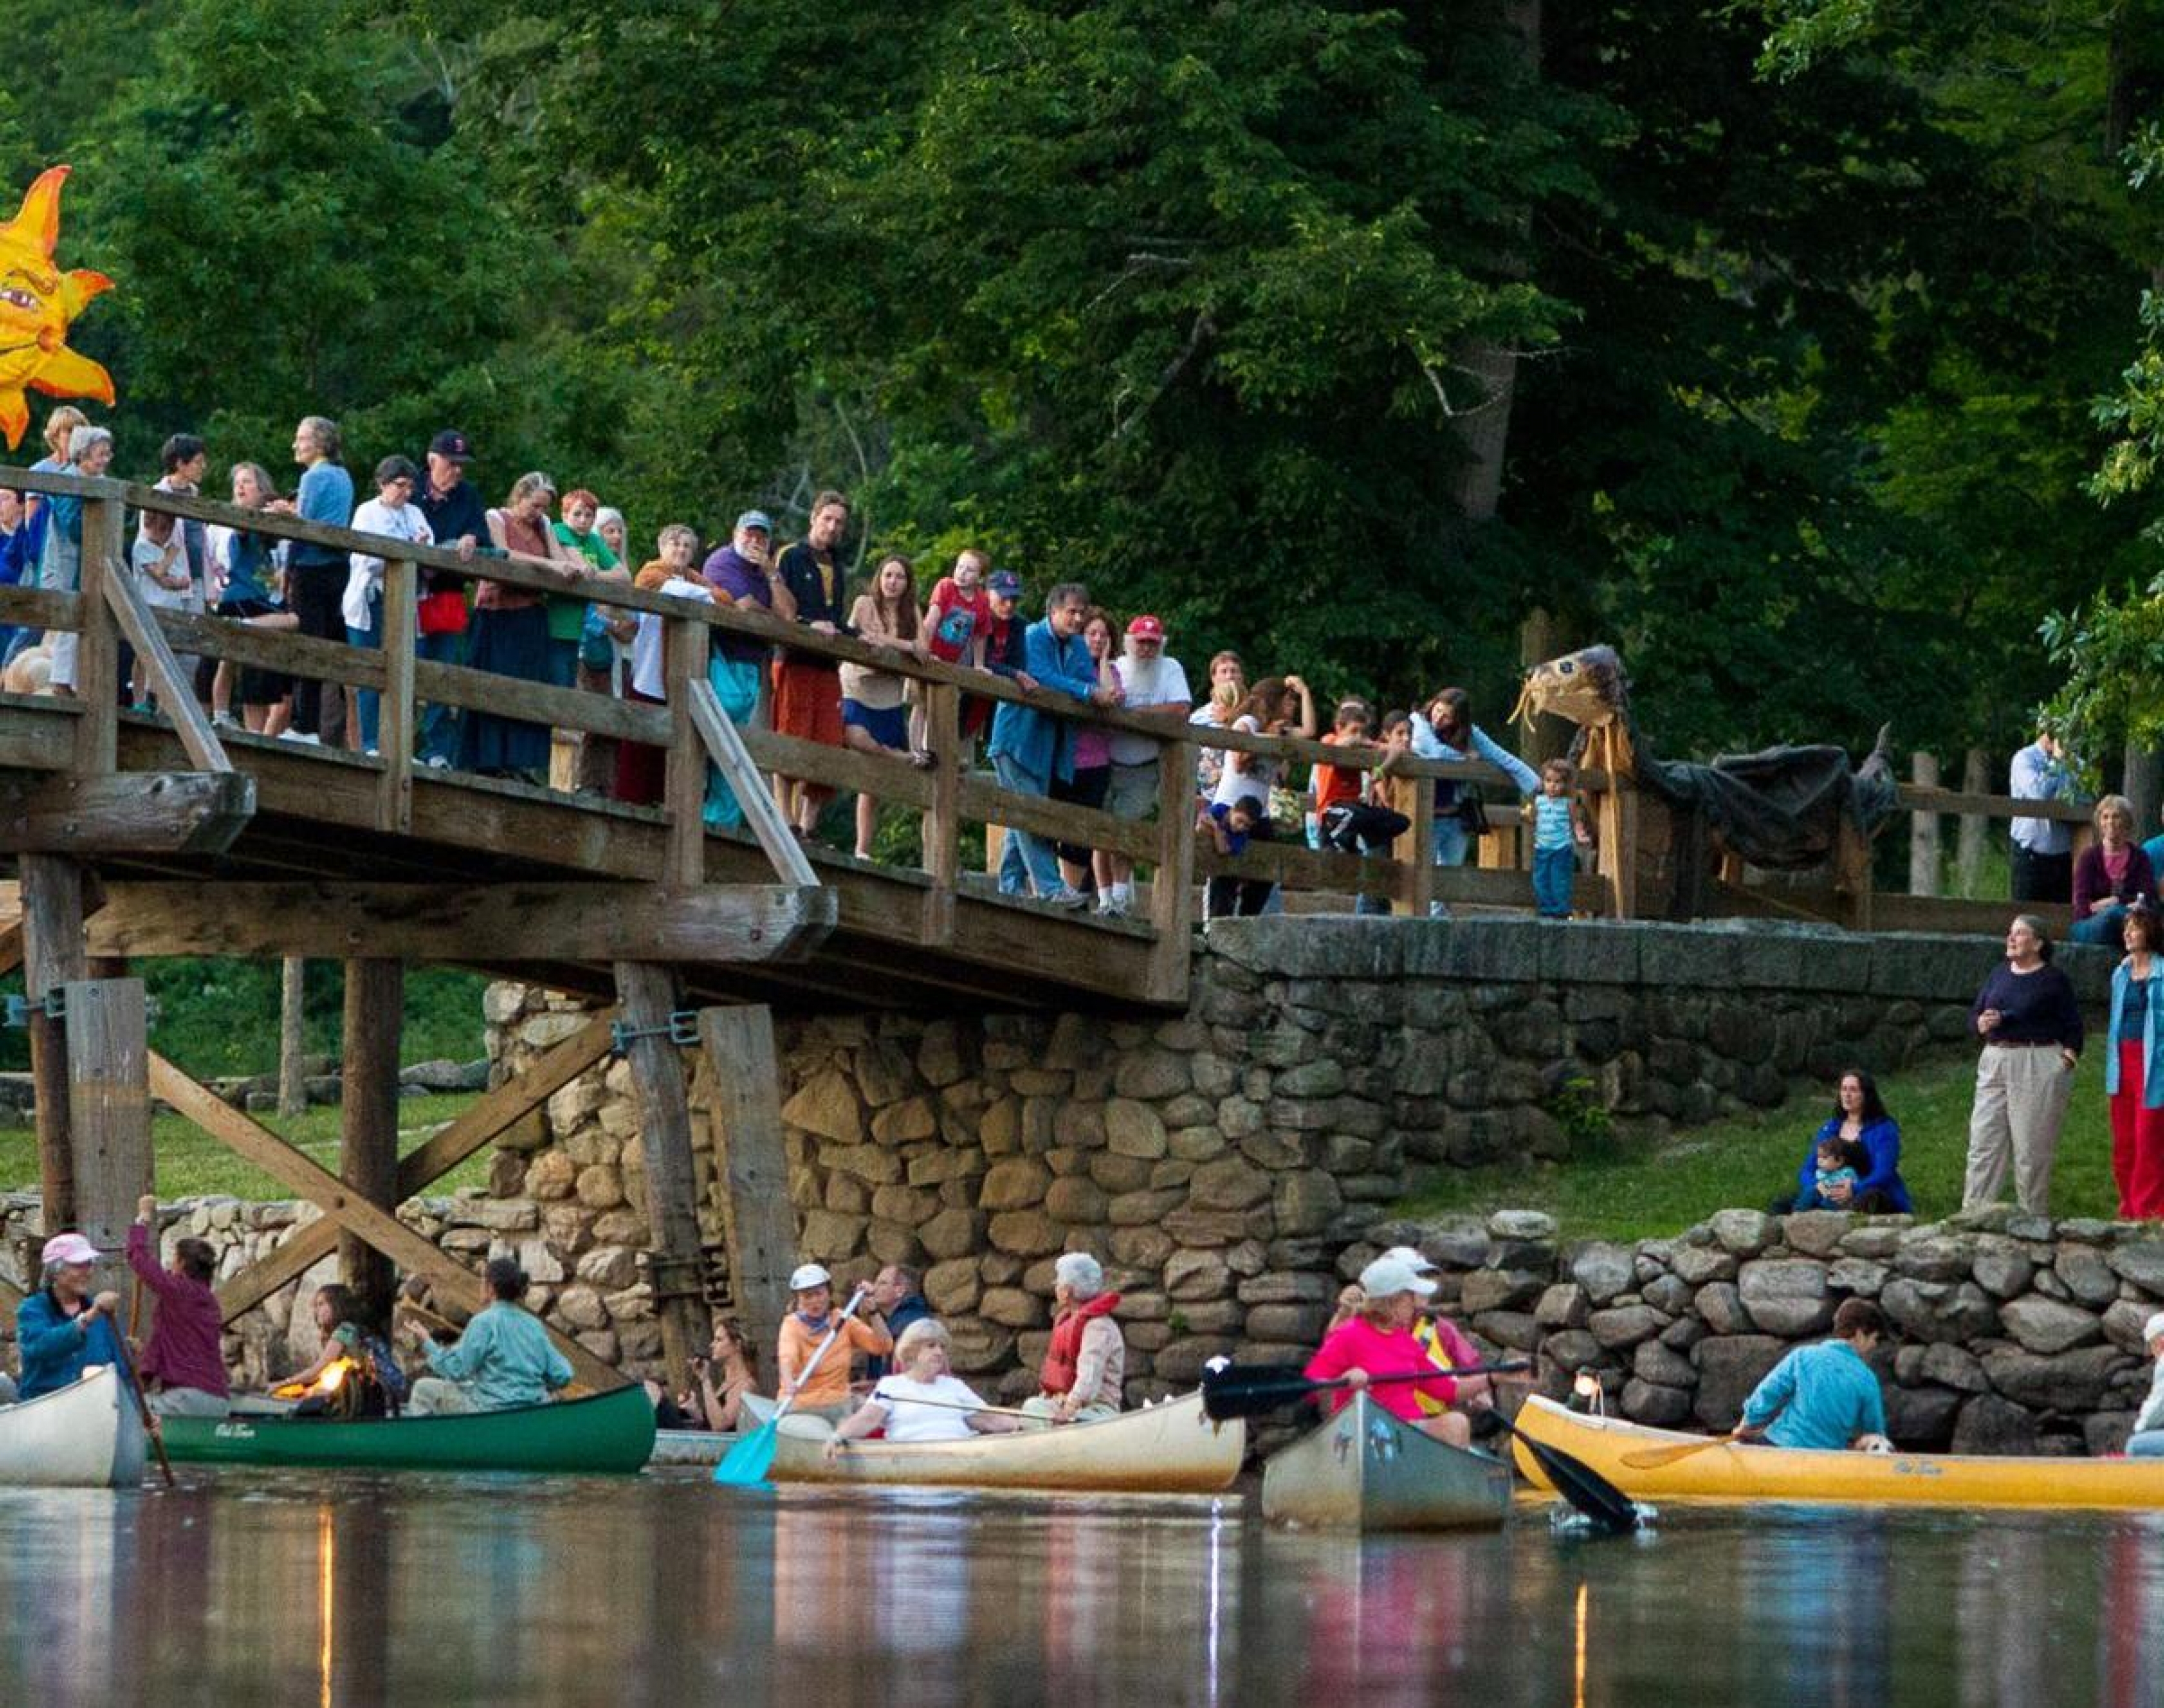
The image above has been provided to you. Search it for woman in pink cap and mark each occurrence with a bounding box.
[16,1232,126,1400]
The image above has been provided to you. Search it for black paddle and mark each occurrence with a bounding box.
[1199,1359,1532,1421]
[1488,1410,1640,1535]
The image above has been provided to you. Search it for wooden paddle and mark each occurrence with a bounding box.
[714,1286,869,1486]
[105,1319,176,1490]
[1621,1430,1747,1470]
[1200,1359,1532,1422]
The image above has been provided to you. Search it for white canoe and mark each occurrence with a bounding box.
[1261,1392,1512,1530]
[0,1365,148,1488]
[769,1392,1245,1493]
[647,1396,777,1466]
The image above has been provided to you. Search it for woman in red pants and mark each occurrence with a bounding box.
[2107,901,2164,1218]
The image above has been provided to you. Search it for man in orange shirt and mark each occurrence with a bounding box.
[775,1262,893,1422]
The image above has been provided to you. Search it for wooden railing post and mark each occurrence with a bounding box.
[1146,735,1195,1001]
[1597,773,1639,920]
[663,616,710,885]
[376,558,416,832]
[73,489,120,775]
[920,681,960,942]
[1405,773,1436,917]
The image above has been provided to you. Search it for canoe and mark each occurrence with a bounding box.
[160,1383,656,1474]
[768,1392,1245,1493]
[1260,1392,1512,1530]
[0,1365,147,1488]
[1510,1393,2164,1512]
[647,1396,777,1466]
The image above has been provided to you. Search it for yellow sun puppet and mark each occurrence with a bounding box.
[0,165,115,451]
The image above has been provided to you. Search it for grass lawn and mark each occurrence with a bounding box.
[1394,1051,2121,1242]
[0,1093,488,1202]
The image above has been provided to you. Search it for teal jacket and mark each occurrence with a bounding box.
[2105,960,2164,1110]
[1742,1340,1887,1450]
[422,1302,573,1410]
[17,1290,128,1401]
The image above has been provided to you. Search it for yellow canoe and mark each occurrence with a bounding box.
[1511,1394,2164,1512]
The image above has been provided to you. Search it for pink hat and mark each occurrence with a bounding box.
[41,1232,97,1267]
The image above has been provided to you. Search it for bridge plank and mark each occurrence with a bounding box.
[0,771,256,854]
[101,559,230,773]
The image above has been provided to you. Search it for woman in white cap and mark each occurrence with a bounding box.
[1304,1255,1474,1447]
[1378,1244,1503,1421]
[2129,1313,2164,1459]
[1024,1252,1125,1426]
[15,1232,125,1400]
[775,1263,891,1423]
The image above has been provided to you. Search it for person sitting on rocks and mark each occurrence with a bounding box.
[776,1263,891,1424]
[1304,1255,1471,1447]
[1770,1069,1912,1215]
[824,1318,1021,1459]
[1023,1253,1125,1427]
[2127,1313,2164,1459]
[1735,1298,1893,1452]
[400,1258,571,1414]
[126,1194,230,1417]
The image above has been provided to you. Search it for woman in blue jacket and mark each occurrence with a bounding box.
[15,1231,127,1400]
[1772,1069,1913,1214]
[2105,900,2164,1219]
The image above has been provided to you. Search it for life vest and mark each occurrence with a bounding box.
[1411,1316,1465,1418]
[1039,1292,1122,1396]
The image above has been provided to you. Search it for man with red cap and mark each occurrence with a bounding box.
[1101,613,1192,915]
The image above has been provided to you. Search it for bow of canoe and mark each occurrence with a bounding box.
[1261,1391,1512,1530]
[0,1365,147,1488]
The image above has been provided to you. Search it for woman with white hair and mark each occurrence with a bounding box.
[39,421,113,696]
[1304,1254,1473,1447]
[2129,1313,2164,1459]
[1024,1252,1125,1426]
[822,1318,1018,1459]
[15,1231,124,1401]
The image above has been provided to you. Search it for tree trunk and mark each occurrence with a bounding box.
[278,956,307,1119]
[1909,752,1941,898]
[1956,747,1990,898]
[2123,739,2160,847]
[1517,607,1575,766]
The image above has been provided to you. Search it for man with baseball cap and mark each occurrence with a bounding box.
[16,1231,126,1401]
[414,430,489,766]
[1099,614,1193,915]
[698,510,795,828]
[2129,1312,2164,1458]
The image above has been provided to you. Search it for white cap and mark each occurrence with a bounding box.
[1379,1245,1439,1275]
[2145,1311,2164,1349]
[41,1232,97,1267]
[1358,1256,1437,1300]
[788,1262,831,1292]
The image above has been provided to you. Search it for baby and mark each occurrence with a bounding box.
[1810,1137,1869,1208]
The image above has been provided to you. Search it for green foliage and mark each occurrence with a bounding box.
[1541,1073,1615,1150]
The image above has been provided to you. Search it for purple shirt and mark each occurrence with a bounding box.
[126,1222,229,1396]
[701,546,774,663]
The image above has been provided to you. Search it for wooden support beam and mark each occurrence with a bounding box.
[1147,738,1195,1003]
[688,677,818,886]
[696,1005,795,1378]
[919,682,961,944]
[663,616,710,885]
[87,880,836,963]
[62,978,152,1306]
[340,960,403,1328]
[375,559,416,833]
[101,559,231,773]
[615,962,711,1396]
[19,855,87,1233]
[215,1012,619,1322]
[146,1050,622,1390]
[73,496,119,775]
[0,772,256,855]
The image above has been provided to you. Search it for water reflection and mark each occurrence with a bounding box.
[0,1479,2158,1705]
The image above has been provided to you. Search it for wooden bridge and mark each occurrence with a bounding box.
[0,468,2082,1395]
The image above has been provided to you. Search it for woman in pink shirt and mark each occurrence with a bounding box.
[1304,1255,1472,1447]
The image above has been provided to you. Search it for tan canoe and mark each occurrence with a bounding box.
[1261,1391,1512,1530]
[768,1391,1246,1493]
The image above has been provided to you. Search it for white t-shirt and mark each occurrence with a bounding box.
[1109,652,1193,766]
[133,529,191,612]
[1211,714,1273,811]
[868,1371,992,1443]
[343,497,435,632]
[632,577,713,700]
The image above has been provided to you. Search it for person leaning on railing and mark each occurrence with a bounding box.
[842,553,933,860]
[1050,606,1122,901]
[211,461,296,734]
[1099,613,1193,917]
[770,488,854,840]
[462,471,590,784]
[555,488,632,795]
[698,509,793,829]
[38,421,113,698]
[278,415,354,746]
[1410,686,1539,917]
[1,404,86,675]
[344,454,434,759]
[412,429,487,768]
[612,522,706,807]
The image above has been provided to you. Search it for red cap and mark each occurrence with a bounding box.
[1126,614,1165,639]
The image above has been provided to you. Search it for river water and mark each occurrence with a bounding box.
[0,1472,2156,1706]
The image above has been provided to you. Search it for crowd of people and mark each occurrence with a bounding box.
[0,410,1591,918]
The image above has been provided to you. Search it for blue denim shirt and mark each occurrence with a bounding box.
[1410,720,1539,806]
[985,618,1099,786]
[2106,961,2164,1110]
[1743,1340,1887,1450]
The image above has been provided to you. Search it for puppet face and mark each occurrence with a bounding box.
[0,167,115,450]
[1512,645,1628,730]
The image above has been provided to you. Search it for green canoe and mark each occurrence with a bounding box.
[160,1384,656,1474]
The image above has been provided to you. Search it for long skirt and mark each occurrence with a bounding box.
[2111,1041,2164,1219]
[457,603,552,776]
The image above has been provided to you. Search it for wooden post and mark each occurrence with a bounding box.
[663,617,710,886]
[2127,739,2161,857]
[278,956,308,1119]
[1956,747,1989,899]
[339,958,404,1328]
[614,961,711,1395]
[1909,752,1941,898]
[1403,773,1436,917]
[61,977,151,1303]
[1146,736,1196,1001]
[697,1005,795,1377]
[376,559,417,833]
[19,854,87,1234]
[72,492,120,776]
[920,681,961,942]
[1596,768,1639,920]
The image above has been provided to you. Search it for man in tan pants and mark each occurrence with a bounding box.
[1964,1041,2078,1214]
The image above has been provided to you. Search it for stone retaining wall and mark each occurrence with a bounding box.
[1352,1206,2164,1454]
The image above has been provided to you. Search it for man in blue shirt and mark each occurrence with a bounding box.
[2009,727,2078,904]
[1737,1298,1892,1452]
[986,581,1121,904]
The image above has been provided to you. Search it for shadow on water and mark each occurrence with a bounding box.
[0,1473,2160,1705]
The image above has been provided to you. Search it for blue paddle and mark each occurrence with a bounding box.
[712,1286,868,1486]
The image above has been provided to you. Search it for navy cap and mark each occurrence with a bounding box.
[987,569,1022,596]
[428,430,473,461]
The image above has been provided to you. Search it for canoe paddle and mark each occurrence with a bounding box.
[714,1287,869,1486]
[1490,1410,1639,1535]
[1199,1360,1532,1422]
[1620,1430,1747,1470]
[106,1326,176,1490]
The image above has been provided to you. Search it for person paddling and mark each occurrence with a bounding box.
[125,1194,230,1417]
[776,1263,892,1425]
[1735,1298,1893,1452]
[400,1257,571,1416]
[1305,1255,1474,1447]
[16,1233,126,1401]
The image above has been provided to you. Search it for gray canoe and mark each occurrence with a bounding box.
[1260,1391,1513,1530]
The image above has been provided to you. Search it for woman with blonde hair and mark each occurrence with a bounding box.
[2072,793,2157,945]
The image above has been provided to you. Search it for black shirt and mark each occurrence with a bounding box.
[416,477,491,594]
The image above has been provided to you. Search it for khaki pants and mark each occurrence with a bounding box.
[407,1377,479,1417]
[1018,1395,1119,1430]
[1964,1044,2076,1213]
[147,1385,231,1418]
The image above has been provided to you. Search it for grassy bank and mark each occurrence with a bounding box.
[0,1094,488,1201]
[1394,1052,2120,1241]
